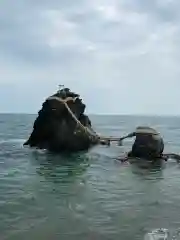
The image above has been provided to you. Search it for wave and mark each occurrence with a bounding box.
[144,228,180,240]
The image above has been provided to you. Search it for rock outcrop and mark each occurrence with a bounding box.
[119,126,164,160]
[127,126,164,160]
[24,87,99,152]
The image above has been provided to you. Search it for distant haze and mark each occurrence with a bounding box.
[0,0,179,115]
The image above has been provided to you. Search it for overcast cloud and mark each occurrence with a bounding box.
[0,0,180,114]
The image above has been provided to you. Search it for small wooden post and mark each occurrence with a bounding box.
[58,84,64,94]
[58,84,64,90]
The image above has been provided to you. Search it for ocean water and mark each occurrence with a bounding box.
[1,114,180,240]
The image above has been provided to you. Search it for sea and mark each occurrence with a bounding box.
[1,114,180,240]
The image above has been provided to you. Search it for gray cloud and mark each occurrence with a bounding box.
[0,0,90,67]
[0,0,180,114]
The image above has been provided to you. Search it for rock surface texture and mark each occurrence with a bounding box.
[24,88,99,152]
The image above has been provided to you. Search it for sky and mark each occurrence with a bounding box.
[0,0,180,115]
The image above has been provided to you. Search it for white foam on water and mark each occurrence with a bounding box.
[0,138,26,144]
[144,229,170,240]
[0,139,27,148]
[144,228,180,240]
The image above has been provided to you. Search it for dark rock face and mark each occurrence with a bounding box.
[127,127,164,160]
[24,88,99,152]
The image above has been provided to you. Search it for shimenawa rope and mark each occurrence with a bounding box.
[47,96,120,142]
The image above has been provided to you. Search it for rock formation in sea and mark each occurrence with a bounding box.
[24,87,99,152]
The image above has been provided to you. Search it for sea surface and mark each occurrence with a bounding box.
[1,114,180,240]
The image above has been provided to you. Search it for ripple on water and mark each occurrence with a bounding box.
[1,115,180,240]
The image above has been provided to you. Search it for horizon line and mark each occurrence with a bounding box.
[0,112,180,117]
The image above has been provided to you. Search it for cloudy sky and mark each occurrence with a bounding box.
[0,0,179,115]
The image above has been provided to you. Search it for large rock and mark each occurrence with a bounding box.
[24,88,99,152]
[127,126,164,159]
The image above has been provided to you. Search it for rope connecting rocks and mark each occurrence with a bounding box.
[47,96,120,145]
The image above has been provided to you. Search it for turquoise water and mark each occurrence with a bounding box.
[0,114,180,240]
